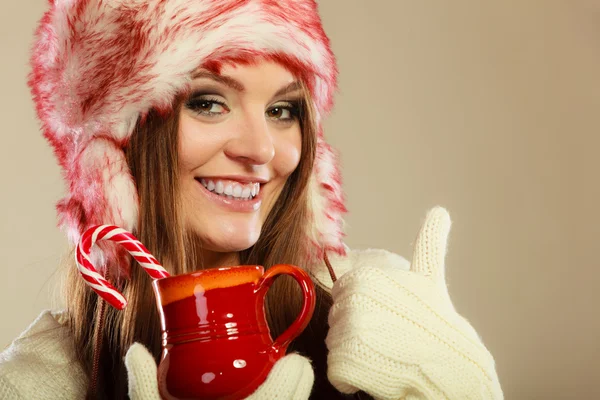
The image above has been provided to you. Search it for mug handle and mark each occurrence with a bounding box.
[256,264,316,352]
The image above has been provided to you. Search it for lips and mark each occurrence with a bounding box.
[194,178,263,212]
[198,178,260,200]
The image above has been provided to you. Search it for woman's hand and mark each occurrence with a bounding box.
[124,343,314,399]
[124,344,160,400]
[326,207,503,399]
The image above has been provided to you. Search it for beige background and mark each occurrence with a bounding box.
[1,1,599,399]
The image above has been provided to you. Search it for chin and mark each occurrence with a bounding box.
[196,222,262,253]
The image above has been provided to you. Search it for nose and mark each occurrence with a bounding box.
[224,111,275,165]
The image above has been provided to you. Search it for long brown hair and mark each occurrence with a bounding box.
[62,82,359,399]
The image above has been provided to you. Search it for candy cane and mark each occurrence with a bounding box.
[76,225,170,310]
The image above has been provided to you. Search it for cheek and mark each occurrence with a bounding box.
[273,130,302,177]
[178,113,224,170]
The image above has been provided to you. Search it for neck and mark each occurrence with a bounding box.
[197,249,240,270]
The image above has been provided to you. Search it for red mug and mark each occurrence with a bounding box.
[152,264,316,400]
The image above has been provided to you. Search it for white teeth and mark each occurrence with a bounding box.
[233,185,242,197]
[199,178,262,200]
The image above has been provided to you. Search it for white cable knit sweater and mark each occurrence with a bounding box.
[0,311,87,399]
[0,248,501,399]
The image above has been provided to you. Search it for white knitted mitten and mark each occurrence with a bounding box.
[326,207,503,400]
[124,343,314,399]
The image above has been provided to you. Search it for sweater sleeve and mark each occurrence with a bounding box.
[0,374,25,400]
[0,310,87,399]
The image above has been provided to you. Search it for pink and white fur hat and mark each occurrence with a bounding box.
[29,0,346,277]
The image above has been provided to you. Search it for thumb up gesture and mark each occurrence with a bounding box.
[326,207,504,399]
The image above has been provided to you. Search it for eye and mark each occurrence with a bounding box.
[185,96,229,116]
[266,101,300,122]
[267,107,290,119]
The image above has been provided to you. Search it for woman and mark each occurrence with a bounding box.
[0,0,503,399]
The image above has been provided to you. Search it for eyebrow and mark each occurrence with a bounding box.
[191,70,301,98]
[192,71,245,92]
[273,81,301,98]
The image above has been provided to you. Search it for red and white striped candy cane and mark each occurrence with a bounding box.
[76,225,170,310]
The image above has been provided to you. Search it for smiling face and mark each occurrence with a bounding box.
[178,61,303,267]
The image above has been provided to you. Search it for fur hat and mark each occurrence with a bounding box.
[29,0,346,276]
